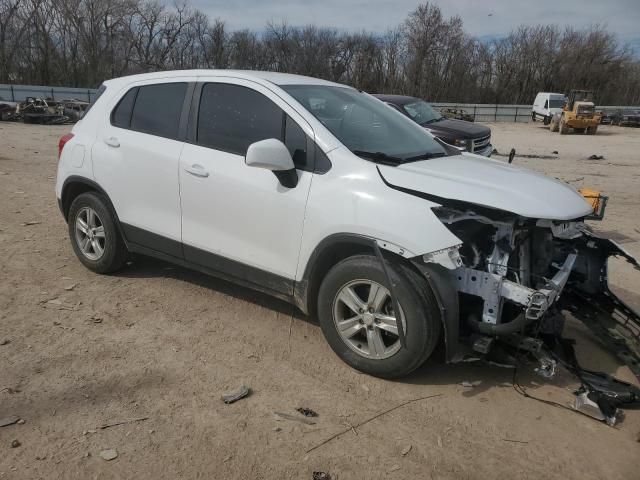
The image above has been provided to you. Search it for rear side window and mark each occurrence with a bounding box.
[197,83,282,155]
[111,87,138,128]
[130,83,187,139]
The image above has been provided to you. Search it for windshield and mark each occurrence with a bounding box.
[401,100,443,125]
[282,85,447,163]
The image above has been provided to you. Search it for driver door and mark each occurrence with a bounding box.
[178,79,314,294]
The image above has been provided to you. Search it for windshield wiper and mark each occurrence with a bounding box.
[352,150,403,165]
[422,117,444,125]
[403,151,447,162]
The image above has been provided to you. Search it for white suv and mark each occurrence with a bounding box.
[56,70,638,378]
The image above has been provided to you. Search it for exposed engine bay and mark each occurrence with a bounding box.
[422,202,640,425]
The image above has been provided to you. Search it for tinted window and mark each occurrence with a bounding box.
[111,87,138,128]
[284,115,308,169]
[130,83,187,139]
[197,83,282,155]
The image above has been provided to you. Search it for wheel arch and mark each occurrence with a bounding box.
[60,176,127,244]
[294,233,458,360]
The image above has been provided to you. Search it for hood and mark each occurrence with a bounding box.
[378,153,594,220]
[423,118,489,140]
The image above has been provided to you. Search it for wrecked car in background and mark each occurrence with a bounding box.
[0,97,89,124]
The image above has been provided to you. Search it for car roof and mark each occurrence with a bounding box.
[103,69,349,89]
[372,94,421,105]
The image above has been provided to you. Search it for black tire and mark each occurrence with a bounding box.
[543,115,551,126]
[317,254,441,379]
[67,192,128,274]
[531,112,536,122]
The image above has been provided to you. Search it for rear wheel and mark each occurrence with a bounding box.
[317,254,441,378]
[586,125,598,135]
[559,117,570,134]
[543,115,551,125]
[574,127,586,134]
[549,115,560,132]
[531,112,536,122]
[68,192,128,273]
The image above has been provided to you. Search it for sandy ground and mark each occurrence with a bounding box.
[0,121,639,480]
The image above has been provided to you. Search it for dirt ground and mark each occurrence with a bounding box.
[1,121,639,480]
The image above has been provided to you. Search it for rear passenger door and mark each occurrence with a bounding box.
[178,79,314,293]
[92,79,194,258]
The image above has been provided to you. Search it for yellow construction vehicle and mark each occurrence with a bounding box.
[549,90,601,134]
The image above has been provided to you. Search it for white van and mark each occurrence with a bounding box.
[532,92,567,124]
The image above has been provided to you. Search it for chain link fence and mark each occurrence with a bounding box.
[0,84,99,103]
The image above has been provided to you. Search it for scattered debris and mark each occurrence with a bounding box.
[401,444,412,456]
[0,416,21,427]
[0,339,10,346]
[222,385,250,404]
[11,439,21,448]
[21,221,41,226]
[35,454,47,460]
[587,154,605,160]
[90,315,103,324]
[99,416,149,430]
[274,412,316,425]
[361,384,370,393]
[223,455,233,463]
[460,381,481,388]
[312,472,331,480]
[492,149,557,159]
[273,426,282,432]
[99,449,118,461]
[306,394,442,453]
[552,150,559,154]
[16,419,25,425]
[389,464,401,472]
[64,283,78,291]
[296,407,318,418]
[437,435,443,448]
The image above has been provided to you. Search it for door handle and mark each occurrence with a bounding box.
[103,136,120,148]
[184,164,209,178]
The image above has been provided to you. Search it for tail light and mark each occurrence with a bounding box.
[58,133,75,159]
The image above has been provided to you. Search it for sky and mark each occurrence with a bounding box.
[187,0,640,48]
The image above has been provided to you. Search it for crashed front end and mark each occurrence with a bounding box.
[426,199,640,381]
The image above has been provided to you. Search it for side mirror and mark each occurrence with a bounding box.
[245,138,298,188]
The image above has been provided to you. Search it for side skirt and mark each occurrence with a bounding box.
[121,223,295,305]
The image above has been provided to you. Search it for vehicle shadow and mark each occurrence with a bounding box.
[113,256,634,397]
[113,255,316,323]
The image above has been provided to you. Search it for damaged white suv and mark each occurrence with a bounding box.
[56,71,639,379]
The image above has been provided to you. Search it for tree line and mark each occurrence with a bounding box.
[1,0,639,105]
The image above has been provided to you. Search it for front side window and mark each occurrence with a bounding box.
[197,83,282,156]
[197,83,309,170]
[129,83,187,139]
[283,85,447,164]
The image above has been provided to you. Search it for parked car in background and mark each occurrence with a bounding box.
[612,108,640,127]
[532,92,567,125]
[373,94,492,157]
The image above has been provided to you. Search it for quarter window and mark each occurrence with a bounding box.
[111,87,138,128]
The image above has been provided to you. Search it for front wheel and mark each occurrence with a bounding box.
[586,125,598,135]
[317,254,441,378]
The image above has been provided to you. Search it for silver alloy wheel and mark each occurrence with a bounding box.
[74,207,106,261]
[332,279,406,360]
